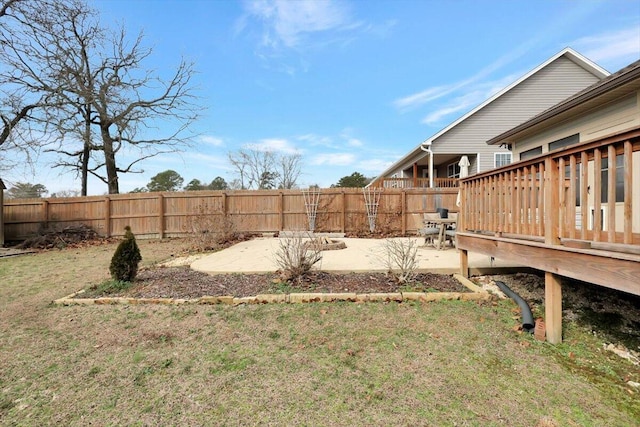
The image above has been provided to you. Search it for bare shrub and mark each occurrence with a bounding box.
[379,238,418,283]
[274,233,322,282]
[187,204,237,252]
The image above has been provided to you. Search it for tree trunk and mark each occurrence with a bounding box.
[81,104,91,196]
[101,126,119,194]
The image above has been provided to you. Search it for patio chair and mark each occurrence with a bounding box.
[444,212,458,248]
[413,213,440,246]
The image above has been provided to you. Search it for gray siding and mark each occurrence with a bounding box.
[515,92,640,158]
[431,56,602,173]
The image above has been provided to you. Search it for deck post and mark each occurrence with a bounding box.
[545,272,563,344]
[544,157,560,246]
[459,249,469,278]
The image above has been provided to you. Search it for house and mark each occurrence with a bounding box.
[370,48,609,189]
[457,58,640,343]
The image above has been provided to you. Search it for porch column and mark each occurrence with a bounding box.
[412,163,418,188]
[429,150,434,188]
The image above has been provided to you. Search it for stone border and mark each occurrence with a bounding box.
[53,273,491,306]
[303,239,347,251]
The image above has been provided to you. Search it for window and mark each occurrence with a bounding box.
[494,152,512,168]
[447,162,460,178]
[520,146,542,160]
[549,134,579,152]
[601,155,624,203]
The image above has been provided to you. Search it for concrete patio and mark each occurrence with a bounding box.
[190,237,523,275]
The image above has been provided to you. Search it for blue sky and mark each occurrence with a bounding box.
[6,0,640,194]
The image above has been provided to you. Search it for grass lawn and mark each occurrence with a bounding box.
[1,239,638,426]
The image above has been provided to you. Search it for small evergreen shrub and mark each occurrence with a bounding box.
[109,226,142,282]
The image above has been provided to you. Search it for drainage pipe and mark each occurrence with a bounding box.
[495,281,535,333]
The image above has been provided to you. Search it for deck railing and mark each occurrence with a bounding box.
[375,177,459,189]
[459,128,640,248]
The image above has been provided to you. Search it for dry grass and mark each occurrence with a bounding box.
[1,239,638,426]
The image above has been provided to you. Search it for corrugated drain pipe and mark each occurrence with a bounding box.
[495,281,535,333]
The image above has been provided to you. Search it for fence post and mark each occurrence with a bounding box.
[279,191,284,231]
[221,192,229,230]
[104,196,111,237]
[42,200,49,229]
[221,192,228,225]
[401,190,406,235]
[340,191,346,233]
[158,194,165,239]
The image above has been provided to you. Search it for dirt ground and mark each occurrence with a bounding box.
[82,268,469,299]
[475,273,640,351]
[17,231,640,352]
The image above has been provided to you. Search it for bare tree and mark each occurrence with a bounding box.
[38,0,103,195]
[277,153,302,189]
[0,0,67,172]
[228,149,276,190]
[87,29,200,194]
[0,0,201,194]
[228,148,302,190]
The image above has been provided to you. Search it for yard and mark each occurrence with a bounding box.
[1,238,639,426]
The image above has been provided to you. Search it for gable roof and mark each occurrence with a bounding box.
[487,58,640,145]
[372,48,609,181]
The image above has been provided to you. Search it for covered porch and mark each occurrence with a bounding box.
[456,128,640,343]
[371,153,475,189]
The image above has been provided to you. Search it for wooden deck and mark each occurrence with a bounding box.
[456,128,640,343]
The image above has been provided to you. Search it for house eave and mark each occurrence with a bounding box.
[488,59,640,146]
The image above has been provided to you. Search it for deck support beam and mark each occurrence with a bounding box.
[545,272,563,344]
[459,249,469,278]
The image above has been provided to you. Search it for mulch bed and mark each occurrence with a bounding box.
[81,267,470,299]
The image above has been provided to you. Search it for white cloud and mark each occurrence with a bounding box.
[338,128,365,147]
[393,83,460,111]
[310,152,355,166]
[244,138,302,154]
[420,73,519,125]
[572,27,640,69]
[242,0,352,49]
[297,133,334,147]
[347,138,363,147]
[199,135,224,147]
[356,158,393,172]
[182,152,233,170]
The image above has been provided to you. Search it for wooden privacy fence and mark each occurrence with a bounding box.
[3,187,459,240]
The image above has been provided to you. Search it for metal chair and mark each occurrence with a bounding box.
[412,213,439,246]
[413,213,440,246]
[444,212,458,248]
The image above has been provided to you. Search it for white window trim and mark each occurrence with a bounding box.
[447,161,460,178]
[494,152,512,168]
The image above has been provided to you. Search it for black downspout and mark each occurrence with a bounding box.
[495,281,535,333]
